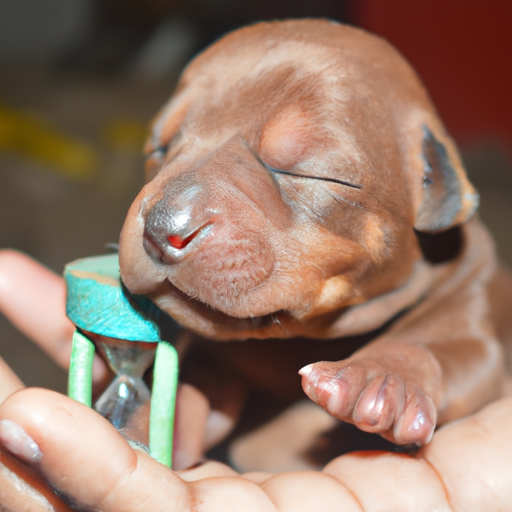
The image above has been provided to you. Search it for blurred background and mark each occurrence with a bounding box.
[0,0,511,393]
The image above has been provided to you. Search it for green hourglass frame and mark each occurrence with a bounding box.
[64,254,179,468]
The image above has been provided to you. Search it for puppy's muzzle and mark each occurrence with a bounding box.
[143,183,215,264]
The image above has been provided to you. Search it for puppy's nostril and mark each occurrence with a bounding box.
[168,227,201,249]
[166,220,213,250]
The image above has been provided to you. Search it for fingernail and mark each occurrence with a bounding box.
[0,419,42,464]
[203,410,233,449]
[298,364,313,377]
[173,446,196,471]
[93,354,107,382]
[126,438,149,454]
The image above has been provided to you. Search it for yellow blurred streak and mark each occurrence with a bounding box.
[0,104,99,181]
[103,119,147,153]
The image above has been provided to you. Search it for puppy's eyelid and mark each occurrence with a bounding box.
[244,145,292,174]
[257,155,362,190]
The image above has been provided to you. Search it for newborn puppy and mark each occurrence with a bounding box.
[119,20,505,451]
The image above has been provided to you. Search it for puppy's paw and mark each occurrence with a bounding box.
[299,360,436,446]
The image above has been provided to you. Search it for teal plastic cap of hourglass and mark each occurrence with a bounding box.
[65,254,177,342]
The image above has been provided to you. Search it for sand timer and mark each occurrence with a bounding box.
[64,254,179,467]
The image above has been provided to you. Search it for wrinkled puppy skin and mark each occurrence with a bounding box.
[119,20,507,456]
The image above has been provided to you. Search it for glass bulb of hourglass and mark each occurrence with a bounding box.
[92,337,158,449]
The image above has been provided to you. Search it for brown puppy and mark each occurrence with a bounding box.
[119,20,506,452]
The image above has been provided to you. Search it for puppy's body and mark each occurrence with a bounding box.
[119,20,508,468]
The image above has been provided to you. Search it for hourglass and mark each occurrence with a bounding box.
[64,254,180,467]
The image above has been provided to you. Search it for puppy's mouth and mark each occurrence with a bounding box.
[159,277,281,332]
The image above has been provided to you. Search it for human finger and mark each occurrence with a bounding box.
[0,388,276,512]
[324,450,449,511]
[0,250,108,384]
[0,356,24,404]
[420,395,512,511]
[174,381,239,469]
[0,448,73,512]
[0,388,189,511]
[0,366,69,512]
[173,383,210,469]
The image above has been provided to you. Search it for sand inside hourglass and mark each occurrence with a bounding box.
[85,331,158,449]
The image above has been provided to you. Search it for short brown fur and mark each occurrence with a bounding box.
[119,20,510,464]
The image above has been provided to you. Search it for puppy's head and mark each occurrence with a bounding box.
[119,20,478,340]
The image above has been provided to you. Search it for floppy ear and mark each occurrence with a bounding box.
[414,125,479,233]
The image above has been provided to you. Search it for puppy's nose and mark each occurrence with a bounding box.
[143,197,213,261]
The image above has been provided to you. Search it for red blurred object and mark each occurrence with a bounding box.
[352,0,512,147]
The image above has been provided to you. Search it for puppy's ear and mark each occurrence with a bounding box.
[414,125,479,233]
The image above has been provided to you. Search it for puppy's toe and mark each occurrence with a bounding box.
[352,374,405,433]
[393,388,436,445]
[300,361,436,446]
[299,362,366,419]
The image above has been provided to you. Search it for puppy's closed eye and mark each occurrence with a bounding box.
[145,146,168,181]
[259,108,361,190]
[144,131,184,181]
[147,145,168,162]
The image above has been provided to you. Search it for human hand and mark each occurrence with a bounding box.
[2,249,512,511]
[0,250,216,509]
[1,387,512,511]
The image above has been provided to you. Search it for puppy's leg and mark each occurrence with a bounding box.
[300,284,505,446]
[300,342,440,445]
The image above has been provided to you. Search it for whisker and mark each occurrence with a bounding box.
[330,192,361,209]
[272,313,291,335]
